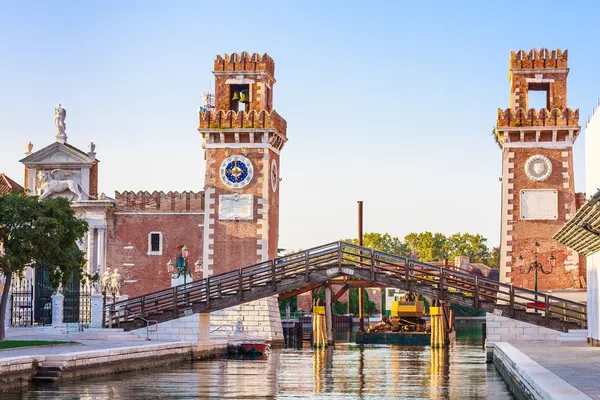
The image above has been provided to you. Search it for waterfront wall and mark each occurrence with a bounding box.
[493,342,589,400]
[132,298,284,344]
[0,341,227,393]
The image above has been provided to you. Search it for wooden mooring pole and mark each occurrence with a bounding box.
[358,201,365,333]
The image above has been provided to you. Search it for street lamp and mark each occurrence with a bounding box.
[166,245,202,286]
[517,242,556,311]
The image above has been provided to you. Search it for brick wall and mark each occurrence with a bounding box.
[106,191,204,298]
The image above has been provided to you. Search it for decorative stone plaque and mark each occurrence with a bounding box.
[525,155,553,182]
[219,194,253,220]
[520,189,558,220]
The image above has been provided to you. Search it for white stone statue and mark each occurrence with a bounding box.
[110,269,121,296]
[54,104,67,141]
[101,268,111,293]
[37,169,89,201]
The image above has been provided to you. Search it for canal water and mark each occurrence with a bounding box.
[6,321,513,399]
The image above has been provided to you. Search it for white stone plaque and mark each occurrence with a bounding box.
[219,194,253,220]
[520,189,558,220]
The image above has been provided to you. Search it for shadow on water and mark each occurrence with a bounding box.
[5,321,513,399]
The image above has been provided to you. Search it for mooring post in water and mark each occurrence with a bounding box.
[325,284,334,346]
[357,201,365,333]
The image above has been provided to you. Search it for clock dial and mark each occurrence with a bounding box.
[270,159,278,192]
[525,155,552,182]
[219,155,254,189]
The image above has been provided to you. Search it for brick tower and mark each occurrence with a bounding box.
[198,53,286,342]
[494,49,585,292]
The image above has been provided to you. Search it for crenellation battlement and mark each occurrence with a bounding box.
[114,190,205,212]
[198,109,287,136]
[510,48,568,70]
[214,52,275,77]
[497,107,579,128]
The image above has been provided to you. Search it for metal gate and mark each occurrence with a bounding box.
[63,269,82,324]
[34,265,53,325]
[10,278,34,327]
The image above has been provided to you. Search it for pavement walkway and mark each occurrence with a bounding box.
[513,341,600,399]
[0,328,181,359]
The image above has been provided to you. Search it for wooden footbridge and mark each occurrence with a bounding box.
[107,241,587,332]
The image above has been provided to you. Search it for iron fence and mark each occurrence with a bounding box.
[10,279,34,327]
[63,283,92,327]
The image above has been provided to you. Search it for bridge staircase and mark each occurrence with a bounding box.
[107,242,587,332]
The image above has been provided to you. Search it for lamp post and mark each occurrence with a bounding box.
[517,242,556,312]
[166,245,202,286]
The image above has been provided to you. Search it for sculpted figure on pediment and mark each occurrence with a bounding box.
[37,169,89,201]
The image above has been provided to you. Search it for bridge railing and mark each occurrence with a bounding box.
[107,241,342,327]
[108,241,587,329]
[339,242,586,328]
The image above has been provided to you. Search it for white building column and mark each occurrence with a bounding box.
[51,293,64,327]
[86,228,96,274]
[90,293,103,328]
[97,227,106,275]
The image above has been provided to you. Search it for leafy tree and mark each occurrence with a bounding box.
[343,232,409,256]
[487,246,500,269]
[445,233,490,263]
[349,287,377,315]
[404,232,448,261]
[404,231,490,263]
[0,192,88,341]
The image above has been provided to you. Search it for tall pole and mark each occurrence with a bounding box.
[358,201,365,333]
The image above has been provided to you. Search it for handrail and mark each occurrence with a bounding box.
[108,240,587,330]
[108,307,158,340]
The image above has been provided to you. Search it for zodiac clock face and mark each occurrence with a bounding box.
[220,155,254,189]
[525,155,552,182]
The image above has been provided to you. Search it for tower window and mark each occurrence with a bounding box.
[148,232,163,255]
[528,82,550,110]
[229,84,250,112]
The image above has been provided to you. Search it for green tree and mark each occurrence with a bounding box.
[445,233,490,263]
[343,232,409,256]
[487,246,500,269]
[0,192,88,341]
[349,288,377,315]
[404,232,448,261]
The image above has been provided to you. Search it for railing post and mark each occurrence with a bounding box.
[206,277,211,310]
[338,242,342,272]
[305,250,310,282]
[509,285,515,318]
[370,249,375,282]
[140,295,145,317]
[272,259,277,289]
[405,259,410,291]
[238,269,243,301]
[544,294,550,326]
[439,267,445,300]
[172,286,178,318]
[474,277,479,309]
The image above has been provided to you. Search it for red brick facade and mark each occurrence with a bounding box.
[200,53,286,277]
[106,191,204,297]
[495,49,585,290]
[108,53,287,299]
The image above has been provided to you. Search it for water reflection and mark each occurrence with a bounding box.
[5,322,512,399]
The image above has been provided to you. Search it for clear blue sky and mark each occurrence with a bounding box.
[1,1,599,251]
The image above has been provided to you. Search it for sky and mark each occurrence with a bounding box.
[1,1,600,252]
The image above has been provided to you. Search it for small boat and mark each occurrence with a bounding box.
[238,341,269,356]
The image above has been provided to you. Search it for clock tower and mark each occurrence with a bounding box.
[198,53,286,341]
[494,49,585,292]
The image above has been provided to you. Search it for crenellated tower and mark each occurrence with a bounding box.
[198,52,287,275]
[494,49,585,293]
[197,52,286,343]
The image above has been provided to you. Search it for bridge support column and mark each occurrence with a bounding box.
[199,313,210,342]
[325,285,334,346]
